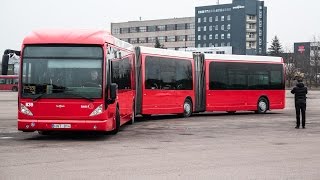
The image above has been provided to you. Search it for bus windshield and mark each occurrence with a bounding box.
[21,45,103,99]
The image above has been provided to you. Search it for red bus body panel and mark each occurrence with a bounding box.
[205,57,285,112]
[139,50,195,115]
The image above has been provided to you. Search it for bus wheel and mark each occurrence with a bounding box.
[182,99,192,117]
[12,86,18,91]
[256,97,268,114]
[110,107,120,135]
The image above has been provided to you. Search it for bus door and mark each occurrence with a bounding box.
[142,56,176,114]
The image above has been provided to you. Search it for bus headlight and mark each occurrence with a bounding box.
[90,104,103,116]
[20,104,33,116]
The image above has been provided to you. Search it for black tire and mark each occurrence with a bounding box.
[142,114,152,119]
[12,86,18,91]
[227,111,236,114]
[110,107,120,135]
[182,99,192,118]
[256,97,268,114]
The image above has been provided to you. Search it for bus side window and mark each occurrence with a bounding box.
[0,79,5,84]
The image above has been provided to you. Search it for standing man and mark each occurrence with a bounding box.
[291,79,308,129]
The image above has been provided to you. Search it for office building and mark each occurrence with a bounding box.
[111,17,195,50]
[195,0,267,55]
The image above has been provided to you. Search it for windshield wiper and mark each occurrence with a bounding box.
[33,93,46,101]
[64,90,94,102]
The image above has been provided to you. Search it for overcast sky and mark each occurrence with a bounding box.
[1,0,319,54]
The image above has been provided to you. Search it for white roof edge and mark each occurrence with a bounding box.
[205,54,283,63]
[139,46,194,59]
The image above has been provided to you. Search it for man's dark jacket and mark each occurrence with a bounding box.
[291,82,308,103]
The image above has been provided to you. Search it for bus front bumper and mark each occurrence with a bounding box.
[18,119,114,132]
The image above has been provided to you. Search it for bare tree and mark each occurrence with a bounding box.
[281,48,297,87]
[311,35,320,87]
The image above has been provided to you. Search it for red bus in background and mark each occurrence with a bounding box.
[18,30,135,135]
[204,54,285,114]
[0,75,18,91]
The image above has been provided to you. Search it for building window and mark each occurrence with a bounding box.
[158,36,166,42]
[203,17,207,22]
[198,18,201,23]
[221,34,224,39]
[203,43,207,47]
[121,28,129,34]
[177,24,186,30]
[221,42,225,46]
[131,38,138,44]
[215,43,219,47]
[204,26,207,31]
[221,25,225,30]
[209,17,213,22]
[227,42,231,46]
[198,44,201,48]
[203,35,207,40]
[148,37,156,43]
[112,28,120,35]
[167,24,176,31]
[216,51,225,54]
[198,26,201,32]
[130,27,138,33]
[227,33,231,39]
[157,25,166,31]
[187,34,195,41]
[139,26,147,32]
[147,26,156,32]
[198,35,201,40]
[177,35,185,41]
[221,16,224,21]
[215,34,218,39]
[215,16,219,21]
[167,36,176,42]
[187,23,195,29]
[209,34,213,40]
[139,37,147,43]
[227,24,231,30]
[227,15,231,21]
[209,26,213,31]
[215,25,219,31]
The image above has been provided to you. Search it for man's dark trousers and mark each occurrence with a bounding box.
[295,101,306,128]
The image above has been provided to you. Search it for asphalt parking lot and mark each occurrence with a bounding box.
[0,91,320,179]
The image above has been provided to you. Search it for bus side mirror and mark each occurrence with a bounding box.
[109,83,118,102]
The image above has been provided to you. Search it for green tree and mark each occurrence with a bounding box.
[268,36,283,56]
[154,38,165,49]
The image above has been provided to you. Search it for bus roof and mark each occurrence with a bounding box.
[139,46,194,59]
[23,29,133,49]
[205,54,283,63]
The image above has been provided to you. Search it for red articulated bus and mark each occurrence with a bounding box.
[0,75,19,91]
[17,29,285,135]
[18,30,135,134]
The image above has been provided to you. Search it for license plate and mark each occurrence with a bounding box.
[52,124,71,129]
